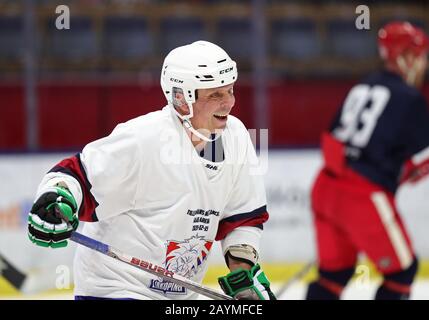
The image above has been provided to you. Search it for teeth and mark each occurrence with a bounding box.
[214,113,228,117]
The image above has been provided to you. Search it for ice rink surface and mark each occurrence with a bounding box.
[2,280,429,300]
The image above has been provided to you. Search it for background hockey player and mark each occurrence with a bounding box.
[306,21,429,300]
[27,40,275,300]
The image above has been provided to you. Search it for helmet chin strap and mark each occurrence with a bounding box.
[182,119,220,142]
[169,103,221,142]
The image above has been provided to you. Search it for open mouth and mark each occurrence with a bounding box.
[213,114,228,121]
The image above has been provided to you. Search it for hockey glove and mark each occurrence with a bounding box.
[28,186,79,248]
[218,264,276,300]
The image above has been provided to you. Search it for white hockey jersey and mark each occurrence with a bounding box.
[37,106,269,300]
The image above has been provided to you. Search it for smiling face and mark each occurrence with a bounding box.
[174,83,236,138]
[192,83,235,132]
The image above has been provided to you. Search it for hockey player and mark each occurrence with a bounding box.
[27,41,275,300]
[307,21,429,300]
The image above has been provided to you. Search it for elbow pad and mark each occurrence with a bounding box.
[224,244,259,268]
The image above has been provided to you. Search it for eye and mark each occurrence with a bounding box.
[209,92,222,99]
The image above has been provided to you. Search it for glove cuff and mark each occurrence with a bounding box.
[218,264,268,300]
[218,268,253,297]
[218,264,276,300]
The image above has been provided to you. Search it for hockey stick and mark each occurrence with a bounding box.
[70,231,234,300]
[0,252,67,294]
[0,253,26,290]
[275,261,314,298]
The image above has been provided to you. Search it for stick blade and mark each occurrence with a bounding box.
[0,254,26,290]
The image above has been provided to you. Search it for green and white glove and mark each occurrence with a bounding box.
[28,186,79,248]
[218,264,276,300]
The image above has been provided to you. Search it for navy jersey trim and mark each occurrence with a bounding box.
[215,205,268,241]
[49,154,99,222]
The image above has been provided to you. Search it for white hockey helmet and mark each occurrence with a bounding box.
[161,40,238,122]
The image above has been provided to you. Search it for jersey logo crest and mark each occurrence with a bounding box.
[149,235,213,295]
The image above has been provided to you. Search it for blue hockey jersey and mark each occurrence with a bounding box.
[329,70,429,193]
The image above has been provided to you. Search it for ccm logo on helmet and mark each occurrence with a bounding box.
[219,67,233,74]
[170,77,184,84]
